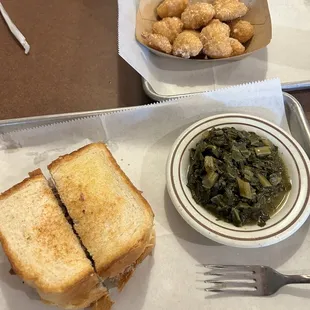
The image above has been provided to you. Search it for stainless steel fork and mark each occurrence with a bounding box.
[199,264,310,296]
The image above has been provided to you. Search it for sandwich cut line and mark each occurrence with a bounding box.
[49,180,97,269]
[0,169,107,309]
[48,142,155,281]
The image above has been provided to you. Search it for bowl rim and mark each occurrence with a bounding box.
[166,113,310,248]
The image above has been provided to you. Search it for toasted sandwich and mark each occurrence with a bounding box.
[48,143,155,290]
[0,170,107,309]
[0,143,155,310]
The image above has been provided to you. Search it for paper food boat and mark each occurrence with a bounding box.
[136,0,272,62]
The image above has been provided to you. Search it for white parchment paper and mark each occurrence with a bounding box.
[1,80,309,310]
[118,0,310,95]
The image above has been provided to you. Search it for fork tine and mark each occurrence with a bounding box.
[204,271,256,279]
[206,280,256,288]
[205,264,255,272]
[206,288,260,296]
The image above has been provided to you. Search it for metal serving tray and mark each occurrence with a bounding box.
[142,78,310,102]
[1,93,310,159]
[0,107,128,134]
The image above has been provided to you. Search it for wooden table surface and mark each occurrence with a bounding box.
[0,0,309,121]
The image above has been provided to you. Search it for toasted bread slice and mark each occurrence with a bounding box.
[48,143,155,279]
[90,227,156,310]
[0,170,106,309]
[91,292,114,310]
[92,229,155,309]
[116,228,156,291]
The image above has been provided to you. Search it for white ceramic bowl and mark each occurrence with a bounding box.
[166,114,310,248]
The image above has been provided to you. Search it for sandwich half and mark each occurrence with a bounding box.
[48,143,155,289]
[0,170,107,309]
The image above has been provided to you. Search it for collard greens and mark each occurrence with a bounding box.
[187,127,291,227]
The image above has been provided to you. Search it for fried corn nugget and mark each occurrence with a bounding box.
[229,38,245,56]
[214,0,248,21]
[182,30,200,38]
[172,30,203,58]
[141,32,172,54]
[200,19,232,58]
[181,3,215,30]
[229,19,254,43]
[152,17,183,43]
[157,0,189,18]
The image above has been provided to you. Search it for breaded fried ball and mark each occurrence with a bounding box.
[200,19,232,58]
[214,0,248,21]
[200,19,230,41]
[172,31,203,58]
[181,3,215,30]
[229,38,245,56]
[229,19,254,43]
[157,0,189,19]
[152,17,183,43]
[182,30,200,38]
[141,32,172,54]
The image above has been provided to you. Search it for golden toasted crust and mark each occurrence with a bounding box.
[28,168,42,177]
[38,273,107,309]
[116,228,156,291]
[90,145,154,280]
[48,143,155,280]
[0,172,41,201]
[48,143,154,220]
[117,267,136,292]
[136,228,156,265]
[99,230,152,278]
[0,170,106,308]
[2,235,95,295]
[92,293,114,310]
[0,171,91,292]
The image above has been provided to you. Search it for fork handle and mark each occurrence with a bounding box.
[285,275,310,284]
